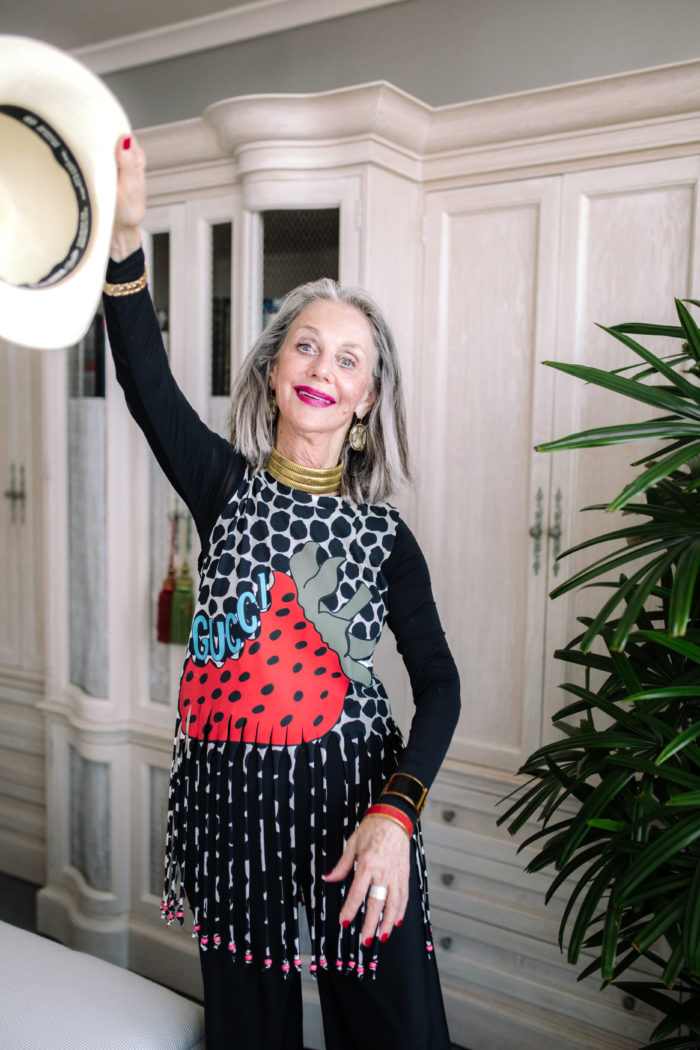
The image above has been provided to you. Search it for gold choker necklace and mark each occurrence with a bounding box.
[266,448,343,494]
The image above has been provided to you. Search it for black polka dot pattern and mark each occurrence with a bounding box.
[185,468,399,747]
[161,465,440,984]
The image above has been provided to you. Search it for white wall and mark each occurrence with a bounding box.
[104,0,700,128]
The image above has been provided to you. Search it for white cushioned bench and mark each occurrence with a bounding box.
[0,921,205,1050]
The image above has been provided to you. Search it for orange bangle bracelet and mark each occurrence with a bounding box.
[365,803,413,837]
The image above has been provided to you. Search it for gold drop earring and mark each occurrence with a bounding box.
[348,414,368,452]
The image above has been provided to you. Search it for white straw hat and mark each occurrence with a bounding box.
[0,35,131,350]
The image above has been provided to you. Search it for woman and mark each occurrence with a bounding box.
[105,135,460,1050]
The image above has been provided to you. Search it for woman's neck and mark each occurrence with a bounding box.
[273,424,343,471]
[266,448,343,495]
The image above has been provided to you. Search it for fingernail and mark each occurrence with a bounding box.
[380,932,389,942]
[341,920,351,929]
[363,936,373,947]
[396,920,402,928]
[123,136,132,151]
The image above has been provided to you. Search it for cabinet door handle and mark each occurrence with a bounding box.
[4,463,25,525]
[549,487,563,576]
[529,487,544,574]
[441,872,454,886]
[439,936,453,951]
[442,809,456,824]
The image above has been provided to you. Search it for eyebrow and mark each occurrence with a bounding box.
[295,324,366,354]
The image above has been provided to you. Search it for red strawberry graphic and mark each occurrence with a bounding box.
[179,568,348,744]
[180,541,377,747]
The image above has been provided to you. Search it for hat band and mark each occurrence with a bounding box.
[1,104,92,288]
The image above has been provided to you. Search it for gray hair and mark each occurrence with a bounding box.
[229,278,411,504]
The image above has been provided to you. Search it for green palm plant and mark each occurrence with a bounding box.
[498,299,700,1048]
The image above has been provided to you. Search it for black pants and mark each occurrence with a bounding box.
[198,860,451,1050]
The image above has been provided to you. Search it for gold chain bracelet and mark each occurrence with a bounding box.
[103,269,148,297]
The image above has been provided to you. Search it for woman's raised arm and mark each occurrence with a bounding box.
[111,134,146,262]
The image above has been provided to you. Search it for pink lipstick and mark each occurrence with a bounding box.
[294,386,336,406]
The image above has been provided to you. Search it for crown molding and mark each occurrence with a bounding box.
[71,0,405,75]
[425,56,700,153]
[203,80,432,154]
[138,62,700,179]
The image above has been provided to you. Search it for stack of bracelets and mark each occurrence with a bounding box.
[365,772,427,836]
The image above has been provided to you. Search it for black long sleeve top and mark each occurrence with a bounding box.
[104,249,460,822]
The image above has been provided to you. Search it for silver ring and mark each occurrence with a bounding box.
[368,884,388,902]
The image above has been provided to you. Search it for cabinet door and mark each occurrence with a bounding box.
[545,157,700,723]
[418,177,561,771]
[0,339,46,884]
[0,341,44,673]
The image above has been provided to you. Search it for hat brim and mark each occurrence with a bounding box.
[0,36,131,350]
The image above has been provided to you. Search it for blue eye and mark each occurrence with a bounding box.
[297,341,315,354]
[338,355,356,369]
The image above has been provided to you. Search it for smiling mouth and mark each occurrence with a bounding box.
[294,386,336,406]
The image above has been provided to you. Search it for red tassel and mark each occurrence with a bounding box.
[157,565,177,643]
[170,563,195,645]
[156,513,179,643]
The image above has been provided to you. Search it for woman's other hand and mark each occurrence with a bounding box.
[324,814,410,945]
[111,134,146,261]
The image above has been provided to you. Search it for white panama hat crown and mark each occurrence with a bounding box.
[0,35,131,350]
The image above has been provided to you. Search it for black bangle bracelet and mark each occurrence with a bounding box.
[380,772,427,816]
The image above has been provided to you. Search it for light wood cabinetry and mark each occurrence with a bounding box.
[419,153,700,1050]
[0,341,46,884]
[22,62,700,1050]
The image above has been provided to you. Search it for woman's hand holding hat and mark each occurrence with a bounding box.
[111,134,146,261]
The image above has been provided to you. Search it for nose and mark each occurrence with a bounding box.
[309,348,332,381]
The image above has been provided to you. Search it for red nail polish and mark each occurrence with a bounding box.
[380,932,389,943]
[363,936,373,947]
[396,920,402,928]
[341,920,351,929]
[123,136,132,151]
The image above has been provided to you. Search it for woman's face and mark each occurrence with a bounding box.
[269,299,377,464]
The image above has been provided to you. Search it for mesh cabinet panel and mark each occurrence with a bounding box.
[262,209,339,328]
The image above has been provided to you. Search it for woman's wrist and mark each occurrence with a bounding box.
[105,245,146,285]
[365,803,413,837]
[379,772,427,819]
[110,226,143,262]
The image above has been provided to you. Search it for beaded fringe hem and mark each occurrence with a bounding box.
[160,723,435,979]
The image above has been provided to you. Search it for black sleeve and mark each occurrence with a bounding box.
[384,519,461,824]
[102,248,245,550]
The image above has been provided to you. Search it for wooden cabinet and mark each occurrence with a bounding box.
[417,156,700,1050]
[0,341,46,884]
[544,157,700,724]
[0,343,45,674]
[27,63,700,1050]
[418,176,561,772]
